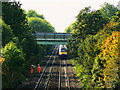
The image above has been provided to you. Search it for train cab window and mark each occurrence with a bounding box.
[61,48,67,52]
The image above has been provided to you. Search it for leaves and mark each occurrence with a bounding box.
[100,3,118,19]
[2,42,25,88]
[67,6,119,88]
[28,17,55,33]
[2,20,14,47]
[2,2,30,37]
[27,10,44,19]
[2,1,55,88]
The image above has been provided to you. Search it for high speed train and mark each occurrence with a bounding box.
[59,45,67,59]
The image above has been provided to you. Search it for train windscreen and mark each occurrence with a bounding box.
[61,48,67,52]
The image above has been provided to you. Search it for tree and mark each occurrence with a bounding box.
[0,19,2,49]
[112,10,120,22]
[28,17,55,33]
[27,10,44,19]
[1,1,55,88]
[64,25,73,33]
[100,2,118,19]
[2,20,14,47]
[67,8,120,88]
[2,2,30,37]
[2,42,25,88]
[67,7,108,59]
[2,1,45,84]
[74,7,108,39]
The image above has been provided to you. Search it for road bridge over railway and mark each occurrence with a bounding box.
[32,33,71,45]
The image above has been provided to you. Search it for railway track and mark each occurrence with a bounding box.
[18,45,82,89]
[34,45,58,90]
[67,60,82,88]
[34,45,71,90]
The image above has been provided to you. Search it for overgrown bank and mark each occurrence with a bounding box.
[66,4,120,88]
[1,1,55,88]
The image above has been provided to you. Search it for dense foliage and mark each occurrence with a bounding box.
[0,19,2,48]
[64,25,74,33]
[67,4,120,88]
[28,17,55,33]
[1,1,55,88]
[2,20,14,47]
[99,3,118,19]
[27,10,44,19]
[2,42,25,88]
[92,31,119,88]
[2,2,30,37]
[67,7,108,59]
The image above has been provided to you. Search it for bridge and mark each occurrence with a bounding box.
[32,33,71,45]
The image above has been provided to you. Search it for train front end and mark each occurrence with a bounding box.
[59,45,67,59]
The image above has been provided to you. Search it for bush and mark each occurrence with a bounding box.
[2,42,25,88]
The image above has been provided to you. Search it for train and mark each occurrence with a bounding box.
[59,45,67,59]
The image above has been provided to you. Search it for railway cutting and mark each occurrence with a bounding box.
[18,46,82,89]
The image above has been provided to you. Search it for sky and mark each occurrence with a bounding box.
[15,0,119,32]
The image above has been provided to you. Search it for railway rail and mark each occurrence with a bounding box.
[34,45,58,90]
[65,60,70,90]
[58,59,61,90]
[18,45,82,89]
[34,45,71,90]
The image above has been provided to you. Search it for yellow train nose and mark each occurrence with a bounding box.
[60,52,67,54]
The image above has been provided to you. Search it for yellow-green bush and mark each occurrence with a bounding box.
[67,10,120,88]
[92,31,119,88]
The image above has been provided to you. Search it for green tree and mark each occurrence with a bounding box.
[27,10,44,19]
[17,33,46,75]
[2,2,55,89]
[2,20,14,47]
[74,7,108,39]
[67,7,108,59]
[67,8,120,88]
[64,25,73,33]
[2,2,30,37]
[112,10,120,22]
[2,42,25,88]
[0,19,2,49]
[2,1,44,83]
[74,35,99,88]
[67,7,111,88]
[28,17,55,33]
[100,2,118,19]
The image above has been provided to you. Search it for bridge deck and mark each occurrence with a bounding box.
[35,38,68,41]
[32,33,71,45]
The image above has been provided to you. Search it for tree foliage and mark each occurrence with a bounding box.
[64,25,74,33]
[27,10,44,19]
[2,42,25,88]
[67,7,108,59]
[2,20,14,47]
[67,6,120,88]
[0,19,2,46]
[100,3,118,19]
[91,27,119,88]
[2,1,55,88]
[73,7,108,39]
[28,17,55,33]
[2,2,30,37]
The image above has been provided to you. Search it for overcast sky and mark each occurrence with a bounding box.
[15,0,119,32]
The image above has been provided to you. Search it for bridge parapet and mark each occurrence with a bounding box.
[32,33,71,45]
[32,33,71,40]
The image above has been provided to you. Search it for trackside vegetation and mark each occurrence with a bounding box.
[66,3,120,88]
[1,1,55,88]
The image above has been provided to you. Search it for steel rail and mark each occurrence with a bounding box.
[33,45,58,90]
[65,60,70,90]
[58,59,61,90]
[45,47,58,89]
